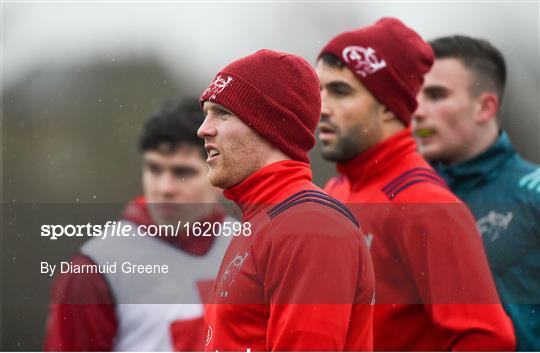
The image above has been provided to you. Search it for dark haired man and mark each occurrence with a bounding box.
[44,98,231,351]
[414,35,540,350]
[316,18,515,350]
[198,49,375,351]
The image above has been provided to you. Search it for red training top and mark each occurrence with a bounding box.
[204,160,375,351]
[324,128,515,351]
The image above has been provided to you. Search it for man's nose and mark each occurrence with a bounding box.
[320,91,333,119]
[413,96,427,122]
[156,173,177,198]
[197,115,218,139]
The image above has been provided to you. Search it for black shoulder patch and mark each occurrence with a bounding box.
[382,167,448,200]
[267,189,359,228]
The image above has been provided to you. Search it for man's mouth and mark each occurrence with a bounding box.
[205,145,221,162]
[154,203,180,217]
[318,123,337,142]
[414,128,436,138]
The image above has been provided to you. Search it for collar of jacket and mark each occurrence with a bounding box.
[122,196,225,256]
[433,131,516,190]
[223,160,312,221]
[336,127,417,187]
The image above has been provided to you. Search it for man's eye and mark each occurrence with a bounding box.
[217,109,232,118]
[328,86,351,97]
[426,89,448,101]
[147,164,161,175]
[173,169,198,179]
[334,89,349,96]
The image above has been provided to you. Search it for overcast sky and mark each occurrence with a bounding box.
[3,1,539,89]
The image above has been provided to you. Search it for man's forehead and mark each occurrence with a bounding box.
[316,60,358,84]
[202,101,217,110]
[316,60,374,95]
[427,58,471,84]
[203,101,230,113]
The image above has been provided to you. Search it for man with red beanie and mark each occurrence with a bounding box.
[198,49,375,351]
[316,18,515,350]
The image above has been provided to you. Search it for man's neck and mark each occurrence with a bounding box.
[447,125,499,166]
[381,119,406,141]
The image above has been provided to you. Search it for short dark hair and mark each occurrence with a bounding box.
[139,97,204,156]
[318,53,346,69]
[429,35,507,100]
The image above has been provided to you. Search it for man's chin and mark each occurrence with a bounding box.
[208,170,229,190]
[151,213,182,226]
[319,143,334,156]
[418,145,443,162]
[320,145,349,163]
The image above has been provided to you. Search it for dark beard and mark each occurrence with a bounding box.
[320,134,362,163]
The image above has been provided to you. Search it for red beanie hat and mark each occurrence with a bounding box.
[318,17,434,125]
[200,49,321,163]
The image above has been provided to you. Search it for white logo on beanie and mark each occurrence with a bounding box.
[203,75,233,101]
[342,46,386,77]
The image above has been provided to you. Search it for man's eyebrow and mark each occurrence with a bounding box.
[205,104,233,115]
[422,85,449,94]
[325,81,354,90]
[143,159,161,169]
[214,105,234,115]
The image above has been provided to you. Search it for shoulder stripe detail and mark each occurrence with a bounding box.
[382,168,448,200]
[382,167,445,193]
[268,190,356,221]
[267,189,359,228]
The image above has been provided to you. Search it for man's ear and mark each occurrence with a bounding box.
[379,105,397,123]
[475,92,499,124]
[379,104,405,138]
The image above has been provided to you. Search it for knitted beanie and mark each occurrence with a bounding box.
[200,49,321,163]
[318,17,434,125]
